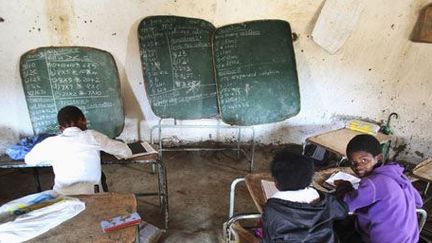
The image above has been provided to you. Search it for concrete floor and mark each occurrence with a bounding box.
[0,145,290,242]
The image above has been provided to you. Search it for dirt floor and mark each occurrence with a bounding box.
[0,145,292,242]
[1,144,431,242]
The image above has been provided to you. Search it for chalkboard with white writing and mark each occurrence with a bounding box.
[138,16,219,119]
[138,16,300,125]
[20,47,124,138]
[214,20,300,125]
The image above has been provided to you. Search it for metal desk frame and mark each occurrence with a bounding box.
[150,118,257,172]
[0,155,169,230]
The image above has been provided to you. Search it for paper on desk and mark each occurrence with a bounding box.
[261,180,279,200]
[325,171,360,189]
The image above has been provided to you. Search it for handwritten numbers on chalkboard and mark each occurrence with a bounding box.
[138,16,219,119]
[20,47,124,138]
[139,17,300,125]
[214,20,300,125]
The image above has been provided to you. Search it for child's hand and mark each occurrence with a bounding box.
[334,180,354,199]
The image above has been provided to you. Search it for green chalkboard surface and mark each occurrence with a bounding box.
[138,16,219,119]
[20,47,124,138]
[214,20,300,125]
[138,16,300,125]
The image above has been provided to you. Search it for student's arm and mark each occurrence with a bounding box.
[24,141,52,166]
[328,194,349,219]
[343,178,377,212]
[89,130,132,159]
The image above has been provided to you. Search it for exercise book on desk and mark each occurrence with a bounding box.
[115,142,157,159]
[261,180,279,200]
[324,171,360,190]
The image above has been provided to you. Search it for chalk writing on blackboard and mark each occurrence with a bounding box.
[138,16,300,125]
[20,47,124,138]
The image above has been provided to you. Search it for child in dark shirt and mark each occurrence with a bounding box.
[262,150,348,243]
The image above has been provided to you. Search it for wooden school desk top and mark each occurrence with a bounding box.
[306,128,391,156]
[28,193,138,243]
[413,158,432,183]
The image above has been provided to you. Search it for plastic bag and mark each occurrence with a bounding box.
[5,133,54,160]
[0,191,85,243]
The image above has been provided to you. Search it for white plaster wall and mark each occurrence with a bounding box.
[0,0,431,163]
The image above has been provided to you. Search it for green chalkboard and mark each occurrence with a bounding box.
[138,16,219,119]
[214,20,300,125]
[20,47,124,138]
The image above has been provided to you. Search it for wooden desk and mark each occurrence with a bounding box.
[413,158,432,195]
[0,153,169,229]
[28,193,137,243]
[306,128,391,160]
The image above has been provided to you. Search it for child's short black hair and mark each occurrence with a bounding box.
[57,105,85,127]
[271,150,314,191]
[346,134,382,158]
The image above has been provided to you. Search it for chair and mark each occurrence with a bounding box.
[224,173,272,242]
[417,208,427,232]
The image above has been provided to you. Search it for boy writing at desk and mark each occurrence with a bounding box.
[262,151,348,242]
[25,105,132,195]
[335,134,423,243]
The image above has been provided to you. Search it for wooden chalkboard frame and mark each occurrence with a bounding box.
[20,46,125,138]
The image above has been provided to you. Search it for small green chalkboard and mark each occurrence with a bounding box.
[214,20,300,125]
[138,16,219,119]
[20,47,124,138]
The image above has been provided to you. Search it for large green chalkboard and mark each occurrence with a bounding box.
[20,47,124,138]
[138,17,300,125]
[214,20,300,125]
[138,16,219,119]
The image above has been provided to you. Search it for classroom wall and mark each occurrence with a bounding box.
[0,0,431,163]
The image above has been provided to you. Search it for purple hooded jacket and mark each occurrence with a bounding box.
[343,163,423,243]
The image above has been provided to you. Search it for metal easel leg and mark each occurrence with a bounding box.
[157,158,169,229]
[250,127,256,172]
[151,119,164,174]
[237,127,241,159]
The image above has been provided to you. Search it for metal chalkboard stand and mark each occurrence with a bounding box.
[150,118,256,172]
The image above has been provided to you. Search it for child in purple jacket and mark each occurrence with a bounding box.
[336,134,423,243]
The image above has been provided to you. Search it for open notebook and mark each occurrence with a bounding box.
[115,142,157,159]
[261,180,279,200]
[324,171,360,190]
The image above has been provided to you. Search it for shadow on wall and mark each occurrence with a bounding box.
[121,17,157,141]
[0,126,19,154]
[112,18,148,141]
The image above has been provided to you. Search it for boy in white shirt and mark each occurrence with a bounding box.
[25,105,132,195]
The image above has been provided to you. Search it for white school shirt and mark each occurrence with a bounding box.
[25,127,132,192]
